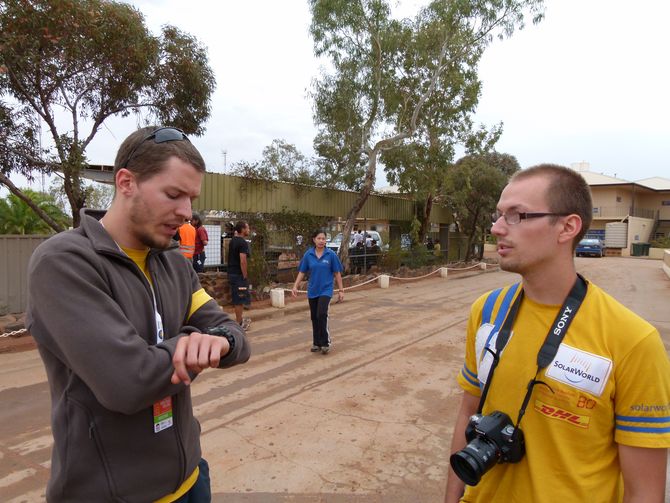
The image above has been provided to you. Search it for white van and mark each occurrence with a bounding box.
[326,231,386,253]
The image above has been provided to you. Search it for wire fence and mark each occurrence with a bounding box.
[288,261,491,294]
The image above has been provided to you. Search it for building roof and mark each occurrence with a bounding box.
[571,163,669,191]
[576,170,632,186]
[634,177,670,190]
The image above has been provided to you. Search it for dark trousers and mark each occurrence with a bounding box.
[308,296,331,347]
[193,252,206,273]
[174,458,211,503]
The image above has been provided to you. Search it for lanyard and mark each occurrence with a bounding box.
[101,221,164,345]
[477,274,589,427]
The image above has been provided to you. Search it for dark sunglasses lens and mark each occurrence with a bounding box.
[153,128,187,144]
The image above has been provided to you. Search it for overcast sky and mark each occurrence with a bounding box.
[15,0,670,196]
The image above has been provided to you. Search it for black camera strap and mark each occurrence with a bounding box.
[476,274,588,420]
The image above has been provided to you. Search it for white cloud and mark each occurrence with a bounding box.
[5,0,669,199]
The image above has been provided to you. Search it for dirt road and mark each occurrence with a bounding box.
[1,257,668,502]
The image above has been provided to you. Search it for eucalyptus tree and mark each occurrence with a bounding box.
[0,0,215,229]
[445,152,520,261]
[230,139,318,186]
[309,0,544,266]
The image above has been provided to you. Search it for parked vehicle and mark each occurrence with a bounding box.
[326,231,387,253]
[576,238,606,257]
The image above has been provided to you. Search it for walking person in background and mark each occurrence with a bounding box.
[291,229,344,354]
[433,238,442,259]
[192,212,208,272]
[228,221,252,331]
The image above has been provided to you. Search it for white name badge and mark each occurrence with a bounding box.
[545,343,613,397]
[475,323,500,386]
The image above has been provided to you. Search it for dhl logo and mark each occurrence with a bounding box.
[534,399,590,428]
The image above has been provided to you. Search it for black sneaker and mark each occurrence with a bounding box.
[310,345,320,352]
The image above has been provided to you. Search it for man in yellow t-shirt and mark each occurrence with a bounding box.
[444,164,670,503]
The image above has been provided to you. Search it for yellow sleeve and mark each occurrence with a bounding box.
[614,330,670,448]
[187,288,214,321]
[457,295,486,396]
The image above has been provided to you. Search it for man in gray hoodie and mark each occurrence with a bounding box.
[27,126,251,502]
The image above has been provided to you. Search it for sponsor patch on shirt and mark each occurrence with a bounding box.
[545,343,612,397]
[534,398,591,428]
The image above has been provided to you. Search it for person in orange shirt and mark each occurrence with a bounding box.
[176,220,196,260]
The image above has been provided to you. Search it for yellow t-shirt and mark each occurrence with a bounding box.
[457,281,670,503]
[121,246,212,320]
[121,246,211,501]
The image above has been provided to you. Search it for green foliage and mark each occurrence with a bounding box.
[0,189,70,234]
[380,241,434,270]
[230,139,323,195]
[402,244,433,269]
[0,0,216,228]
[650,237,670,249]
[445,152,520,260]
[409,215,422,246]
[380,240,403,270]
[49,179,114,214]
[309,0,544,267]
[265,208,330,256]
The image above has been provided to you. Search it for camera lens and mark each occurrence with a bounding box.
[450,437,500,486]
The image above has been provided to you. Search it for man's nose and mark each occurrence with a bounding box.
[491,217,506,236]
[176,198,192,220]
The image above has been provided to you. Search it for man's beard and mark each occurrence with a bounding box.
[128,195,172,250]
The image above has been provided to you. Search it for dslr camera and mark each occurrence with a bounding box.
[450,410,525,486]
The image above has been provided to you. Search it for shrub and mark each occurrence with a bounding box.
[650,237,670,249]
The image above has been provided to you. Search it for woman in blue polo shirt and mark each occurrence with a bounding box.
[291,229,344,354]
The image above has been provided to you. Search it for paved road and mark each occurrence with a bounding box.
[1,258,668,502]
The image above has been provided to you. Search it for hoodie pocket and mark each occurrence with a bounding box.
[66,396,121,500]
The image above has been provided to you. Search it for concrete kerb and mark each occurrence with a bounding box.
[255,265,499,322]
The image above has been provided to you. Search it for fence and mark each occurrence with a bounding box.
[0,232,480,314]
[0,235,50,315]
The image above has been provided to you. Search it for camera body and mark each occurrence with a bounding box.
[450,410,525,486]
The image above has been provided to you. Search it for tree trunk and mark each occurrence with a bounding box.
[464,207,481,262]
[338,151,378,270]
[418,192,433,243]
[0,172,66,233]
[63,166,86,228]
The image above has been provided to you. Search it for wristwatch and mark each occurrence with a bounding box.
[206,326,235,354]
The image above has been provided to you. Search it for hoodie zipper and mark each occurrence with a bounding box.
[148,253,188,486]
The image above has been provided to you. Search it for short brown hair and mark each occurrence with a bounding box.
[234,221,248,234]
[511,164,593,246]
[113,126,206,182]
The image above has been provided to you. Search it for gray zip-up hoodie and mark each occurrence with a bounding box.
[26,209,250,502]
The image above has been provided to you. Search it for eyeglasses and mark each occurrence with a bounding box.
[124,127,190,167]
[493,210,570,225]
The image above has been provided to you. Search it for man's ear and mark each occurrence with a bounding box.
[115,168,137,197]
[558,214,582,245]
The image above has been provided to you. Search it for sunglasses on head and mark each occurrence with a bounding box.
[124,127,190,167]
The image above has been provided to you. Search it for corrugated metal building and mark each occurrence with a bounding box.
[196,172,452,224]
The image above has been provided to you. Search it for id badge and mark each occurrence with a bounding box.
[155,310,164,344]
[153,396,173,433]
